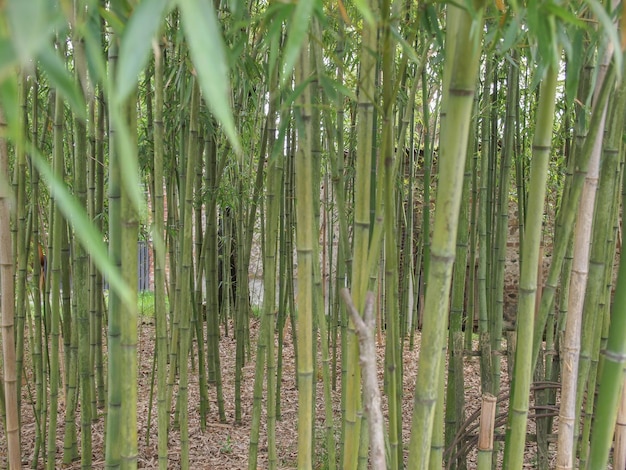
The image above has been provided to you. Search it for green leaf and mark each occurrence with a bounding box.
[117,0,171,102]
[319,74,357,102]
[499,15,524,54]
[423,3,444,50]
[280,0,316,88]
[0,38,18,83]
[261,3,292,84]
[99,7,126,36]
[585,0,622,82]
[390,26,421,65]
[28,142,134,309]
[177,0,241,154]
[83,9,109,87]
[38,45,87,121]
[0,74,20,139]
[354,0,376,27]
[543,2,586,29]
[7,0,61,65]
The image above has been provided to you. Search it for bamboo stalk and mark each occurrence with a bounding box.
[476,394,496,470]
[0,107,21,470]
[557,42,612,469]
[504,62,559,470]
[294,38,315,470]
[612,376,626,469]
[176,79,200,468]
[341,290,384,469]
[407,2,486,468]
[47,89,65,470]
[152,35,170,470]
[344,2,378,466]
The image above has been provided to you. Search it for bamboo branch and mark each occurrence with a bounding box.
[340,288,385,469]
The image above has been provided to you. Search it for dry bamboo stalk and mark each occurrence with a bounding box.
[341,288,385,470]
[478,394,497,450]
[477,393,497,470]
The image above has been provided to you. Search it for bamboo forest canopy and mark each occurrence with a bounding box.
[1,0,626,469]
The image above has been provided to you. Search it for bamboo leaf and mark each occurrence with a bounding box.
[38,45,87,121]
[83,9,108,87]
[117,0,171,102]
[261,3,292,86]
[319,74,357,102]
[354,0,376,27]
[423,3,444,49]
[28,142,133,309]
[543,2,586,28]
[0,69,19,136]
[177,0,241,154]
[390,26,421,65]
[280,0,316,88]
[99,7,126,36]
[499,14,523,53]
[585,0,622,81]
[7,0,61,64]
[0,39,18,83]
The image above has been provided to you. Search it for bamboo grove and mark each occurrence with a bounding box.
[1,0,626,468]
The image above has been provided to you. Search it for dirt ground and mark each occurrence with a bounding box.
[2,302,562,469]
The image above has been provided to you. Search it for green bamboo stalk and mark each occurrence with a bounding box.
[166,68,188,421]
[329,22,349,400]
[477,55,494,394]
[152,35,170,470]
[234,199,245,424]
[294,38,315,470]
[119,99,139,468]
[46,89,65,470]
[344,4,378,467]
[30,74,47,466]
[248,62,281,469]
[105,36,124,468]
[72,45,93,467]
[176,79,200,468]
[14,73,28,417]
[193,129,209,431]
[504,62,558,469]
[276,132,296,421]
[104,24,142,466]
[204,127,226,423]
[39,89,54,469]
[62,209,78,462]
[87,87,97,425]
[407,3,485,468]
[464,109,479,353]
[421,75,433,306]
[0,107,21,470]
[586,172,626,469]
[234,97,269,425]
[375,0,406,466]
[306,60,328,464]
[444,118,474,470]
[491,53,517,394]
[94,88,106,410]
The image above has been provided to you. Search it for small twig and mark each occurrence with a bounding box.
[340,288,385,470]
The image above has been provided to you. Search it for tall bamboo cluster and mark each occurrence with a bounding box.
[2,0,626,469]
